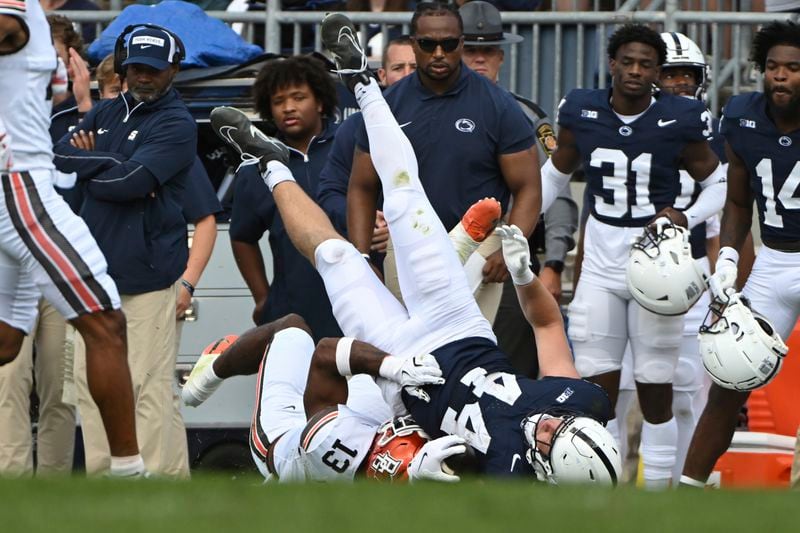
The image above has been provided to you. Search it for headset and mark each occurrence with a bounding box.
[113,23,186,76]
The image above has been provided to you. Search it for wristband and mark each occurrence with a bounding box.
[717,246,739,265]
[180,278,195,296]
[335,337,355,377]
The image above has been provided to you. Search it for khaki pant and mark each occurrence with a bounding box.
[74,282,189,478]
[0,299,74,477]
[384,234,504,325]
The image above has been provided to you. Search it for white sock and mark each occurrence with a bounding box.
[672,390,698,483]
[448,222,481,265]
[262,160,295,192]
[109,454,146,478]
[641,418,678,490]
[679,474,706,488]
[354,78,382,110]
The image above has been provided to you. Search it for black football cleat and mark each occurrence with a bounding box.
[320,12,375,93]
[210,106,289,172]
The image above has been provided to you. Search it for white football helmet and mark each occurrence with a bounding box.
[522,414,621,486]
[699,294,789,391]
[660,32,710,101]
[627,218,706,316]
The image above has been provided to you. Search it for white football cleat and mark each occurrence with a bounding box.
[182,335,238,407]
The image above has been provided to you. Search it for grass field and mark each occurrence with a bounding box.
[1,474,795,533]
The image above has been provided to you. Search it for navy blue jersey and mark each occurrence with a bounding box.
[721,92,800,244]
[354,66,535,231]
[558,88,713,227]
[402,337,612,477]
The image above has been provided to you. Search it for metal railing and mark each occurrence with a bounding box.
[61,4,797,119]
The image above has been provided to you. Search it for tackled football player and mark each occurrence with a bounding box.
[206,13,622,484]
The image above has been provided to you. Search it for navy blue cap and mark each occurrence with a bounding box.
[122,27,180,70]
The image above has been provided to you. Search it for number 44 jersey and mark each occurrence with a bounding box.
[721,92,800,246]
[402,337,613,477]
[558,88,713,228]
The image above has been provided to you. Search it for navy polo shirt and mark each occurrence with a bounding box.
[229,120,343,341]
[184,157,222,223]
[354,64,536,231]
[53,89,197,295]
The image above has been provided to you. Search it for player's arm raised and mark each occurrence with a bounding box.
[496,224,578,379]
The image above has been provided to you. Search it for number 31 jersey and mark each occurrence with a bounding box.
[558,88,712,227]
[721,92,800,245]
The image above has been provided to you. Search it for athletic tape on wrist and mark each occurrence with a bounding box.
[335,337,356,377]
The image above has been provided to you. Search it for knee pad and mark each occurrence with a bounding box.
[633,357,678,384]
[672,390,696,422]
[314,239,366,292]
[673,352,703,391]
[567,300,590,343]
[574,352,621,378]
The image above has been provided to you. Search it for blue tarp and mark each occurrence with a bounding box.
[87,1,264,68]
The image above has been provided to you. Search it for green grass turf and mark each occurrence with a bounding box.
[0,474,795,533]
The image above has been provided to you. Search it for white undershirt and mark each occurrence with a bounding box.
[612,96,656,124]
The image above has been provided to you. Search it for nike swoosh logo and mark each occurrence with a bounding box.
[97,129,108,135]
[510,453,522,472]
[399,121,412,128]
[657,119,677,127]
[139,45,152,49]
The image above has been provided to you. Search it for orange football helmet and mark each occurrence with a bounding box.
[365,415,429,482]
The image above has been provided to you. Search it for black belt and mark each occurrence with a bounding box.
[763,239,800,253]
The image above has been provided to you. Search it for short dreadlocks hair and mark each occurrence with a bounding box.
[607,23,667,65]
[411,2,463,36]
[750,21,800,73]
[253,55,338,121]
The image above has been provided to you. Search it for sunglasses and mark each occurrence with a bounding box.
[414,37,461,53]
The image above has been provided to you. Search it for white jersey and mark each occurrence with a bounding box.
[0,0,58,172]
[269,376,392,483]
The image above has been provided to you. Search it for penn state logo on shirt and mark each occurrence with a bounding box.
[455,118,476,133]
[618,125,633,137]
[779,136,792,147]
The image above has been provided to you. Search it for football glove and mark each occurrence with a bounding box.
[408,435,467,483]
[708,247,738,303]
[496,224,534,286]
[379,354,445,387]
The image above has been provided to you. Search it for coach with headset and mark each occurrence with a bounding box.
[53,25,196,477]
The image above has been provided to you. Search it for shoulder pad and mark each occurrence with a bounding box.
[721,93,762,120]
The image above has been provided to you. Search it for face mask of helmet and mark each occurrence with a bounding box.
[521,413,621,486]
[699,293,789,391]
[660,32,710,101]
[627,219,706,316]
[365,415,429,482]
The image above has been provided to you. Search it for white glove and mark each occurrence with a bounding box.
[0,130,11,171]
[408,435,467,483]
[495,224,534,285]
[708,247,739,303]
[379,354,445,387]
[51,57,69,96]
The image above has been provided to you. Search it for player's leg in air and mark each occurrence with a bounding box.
[209,17,500,358]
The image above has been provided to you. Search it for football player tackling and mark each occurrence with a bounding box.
[203,13,621,484]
